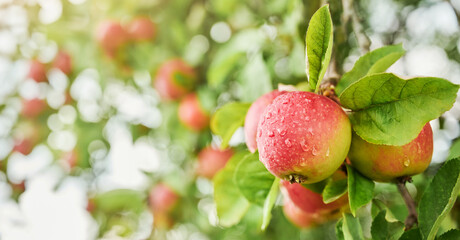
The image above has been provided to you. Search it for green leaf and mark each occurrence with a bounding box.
[336,218,345,240]
[213,151,251,227]
[94,189,145,214]
[336,44,405,95]
[448,138,460,160]
[306,5,333,92]
[419,158,460,240]
[342,213,364,240]
[371,211,405,240]
[322,178,348,204]
[261,178,280,230]
[347,165,375,216]
[340,73,459,146]
[399,229,422,240]
[437,229,460,240]
[237,53,273,102]
[234,152,276,206]
[210,102,251,149]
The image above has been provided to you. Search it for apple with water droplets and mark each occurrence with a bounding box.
[347,123,433,182]
[257,91,351,184]
[197,146,233,179]
[244,90,285,153]
[178,93,209,131]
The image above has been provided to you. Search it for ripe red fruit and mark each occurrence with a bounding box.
[348,123,433,182]
[283,192,315,228]
[257,91,351,184]
[53,51,72,75]
[96,20,128,57]
[154,59,197,100]
[197,147,234,179]
[61,150,78,169]
[13,138,34,155]
[178,93,209,131]
[21,98,47,118]
[127,17,156,41]
[244,90,286,153]
[28,60,47,82]
[149,183,179,213]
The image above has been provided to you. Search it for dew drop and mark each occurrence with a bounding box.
[285,139,292,147]
[267,112,272,119]
[268,131,275,137]
[403,159,410,167]
[281,116,285,123]
[300,139,309,152]
[326,148,330,157]
[282,99,289,104]
[258,130,262,137]
[312,146,318,156]
[307,127,313,135]
[280,129,287,136]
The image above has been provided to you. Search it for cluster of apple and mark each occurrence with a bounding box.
[244,89,433,227]
[96,17,156,58]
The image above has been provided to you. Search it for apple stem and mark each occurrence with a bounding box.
[396,177,418,230]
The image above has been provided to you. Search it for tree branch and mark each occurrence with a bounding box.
[396,177,418,230]
[342,0,370,53]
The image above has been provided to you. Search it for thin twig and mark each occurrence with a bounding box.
[396,177,418,230]
[342,0,370,53]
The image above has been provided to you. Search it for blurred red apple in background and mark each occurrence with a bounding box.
[127,17,156,41]
[28,60,47,82]
[21,98,47,118]
[53,51,73,75]
[96,20,128,57]
[154,59,197,100]
[197,146,233,179]
[178,93,209,131]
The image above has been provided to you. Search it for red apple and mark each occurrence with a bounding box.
[53,51,72,75]
[21,98,47,118]
[127,17,156,41]
[28,60,47,82]
[244,90,286,153]
[283,191,316,228]
[178,93,209,131]
[13,138,34,155]
[153,59,197,100]
[257,91,352,184]
[61,150,78,169]
[197,147,234,179]
[348,123,433,182]
[149,183,179,213]
[96,20,128,57]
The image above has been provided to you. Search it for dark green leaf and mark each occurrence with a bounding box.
[437,229,460,240]
[399,229,422,240]
[342,213,364,240]
[340,73,459,146]
[347,165,375,216]
[234,152,276,206]
[419,158,460,240]
[261,178,280,230]
[371,211,404,240]
[306,5,333,92]
[210,102,251,149]
[336,44,405,95]
[213,151,251,227]
[322,178,348,204]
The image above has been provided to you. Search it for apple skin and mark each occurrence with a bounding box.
[197,147,234,179]
[244,90,286,153]
[348,123,433,182]
[257,91,352,184]
[127,17,156,41]
[96,20,128,57]
[283,192,315,228]
[21,98,47,118]
[28,60,47,83]
[154,59,197,100]
[53,51,72,75]
[178,93,209,131]
[149,183,179,213]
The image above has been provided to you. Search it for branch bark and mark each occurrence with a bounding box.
[396,177,418,230]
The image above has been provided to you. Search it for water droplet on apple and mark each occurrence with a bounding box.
[280,129,287,136]
[312,146,318,156]
[258,130,262,137]
[403,159,410,167]
[268,131,275,137]
[300,139,309,152]
[285,139,292,147]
